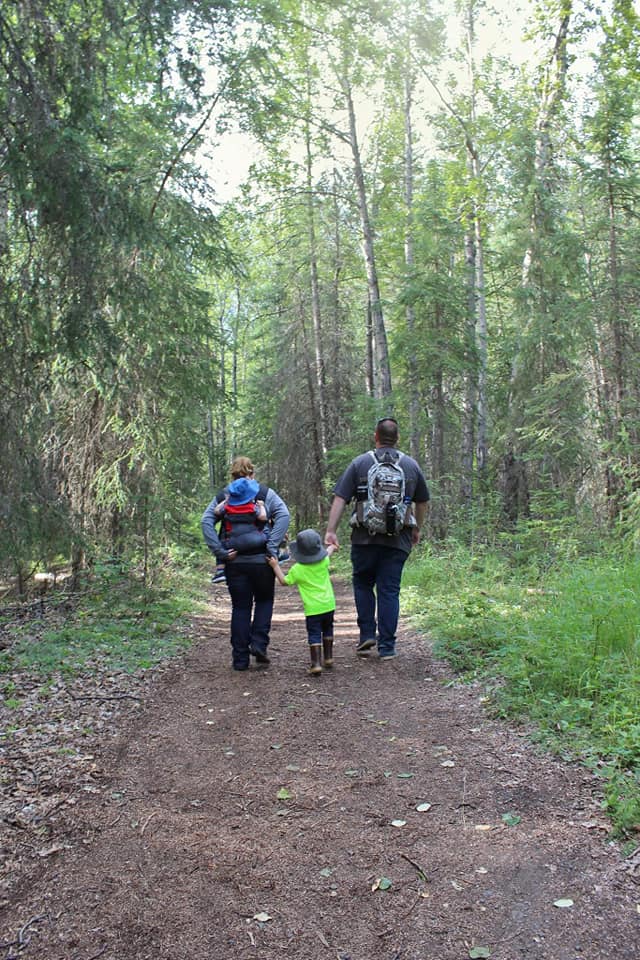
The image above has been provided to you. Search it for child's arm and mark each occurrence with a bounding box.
[213,496,229,518]
[327,543,338,558]
[267,554,288,586]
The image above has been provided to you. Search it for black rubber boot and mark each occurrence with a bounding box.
[309,644,322,675]
[322,637,334,668]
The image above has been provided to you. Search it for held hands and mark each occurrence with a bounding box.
[325,531,339,549]
[266,555,278,568]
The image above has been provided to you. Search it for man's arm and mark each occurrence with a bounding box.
[411,500,429,546]
[325,495,347,548]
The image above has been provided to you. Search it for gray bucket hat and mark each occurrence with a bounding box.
[289,529,327,565]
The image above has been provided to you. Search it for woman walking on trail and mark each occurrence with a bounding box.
[268,529,338,676]
[209,456,262,584]
[201,457,290,672]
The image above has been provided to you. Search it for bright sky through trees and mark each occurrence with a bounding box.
[201,0,535,202]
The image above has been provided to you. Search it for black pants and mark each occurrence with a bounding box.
[225,562,275,669]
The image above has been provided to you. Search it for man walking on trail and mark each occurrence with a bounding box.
[202,457,290,672]
[324,417,429,661]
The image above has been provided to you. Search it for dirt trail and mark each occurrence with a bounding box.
[1,579,638,960]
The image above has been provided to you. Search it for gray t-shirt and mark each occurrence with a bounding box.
[333,447,429,554]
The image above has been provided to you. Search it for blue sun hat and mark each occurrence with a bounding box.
[227,477,260,506]
[290,529,327,565]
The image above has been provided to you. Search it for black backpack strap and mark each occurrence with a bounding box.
[354,453,375,499]
[256,483,269,501]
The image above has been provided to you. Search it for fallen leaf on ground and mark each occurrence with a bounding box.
[553,898,574,908]
[253,912,272,922]
[372,877,392,892]
[416,802,432,812]
[502,812,521,826]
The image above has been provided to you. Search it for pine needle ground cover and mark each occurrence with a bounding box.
[402,545,640,840]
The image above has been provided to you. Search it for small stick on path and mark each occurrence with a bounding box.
[400,851,429,882]
[140,811,158,836]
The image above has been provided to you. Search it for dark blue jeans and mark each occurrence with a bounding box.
[225,562,275,669]
[305,610,335,646]
[351,544,408,656]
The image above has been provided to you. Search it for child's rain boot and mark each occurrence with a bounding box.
[322,637,334,669]
[309,644,322,675]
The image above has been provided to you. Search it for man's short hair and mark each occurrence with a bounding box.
[375,417,399,444]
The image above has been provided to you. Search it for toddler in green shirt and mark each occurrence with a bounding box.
[267,528,337,675]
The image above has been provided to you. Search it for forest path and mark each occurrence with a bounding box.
[1,578,637,960]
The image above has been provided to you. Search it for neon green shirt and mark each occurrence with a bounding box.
[284,556,335,616]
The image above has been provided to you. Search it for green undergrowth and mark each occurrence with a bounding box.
[0,544,209,678]
[402,541,640,842]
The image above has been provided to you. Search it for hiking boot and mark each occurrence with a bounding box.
[322,637,334,668]
[378,650,397,661]
[309,644,322,675]
[249,645,270,665]
[211,570,226,584]
[356,637,376,655]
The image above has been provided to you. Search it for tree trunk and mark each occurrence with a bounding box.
[502,448,530,525]
[474,212,488,476]
[464,1,489,485]
[304,89,328,460]
[403,62,420,459]
[299,310,328,518]
[341,75,392,399]
[516,4,572,358]
[365,297,374,397]
[206,410,215,492]
[460,220,476,508]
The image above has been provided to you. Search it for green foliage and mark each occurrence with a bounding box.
[403,538,640,838]
[0,556,203,678]
[0,0,251,578]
